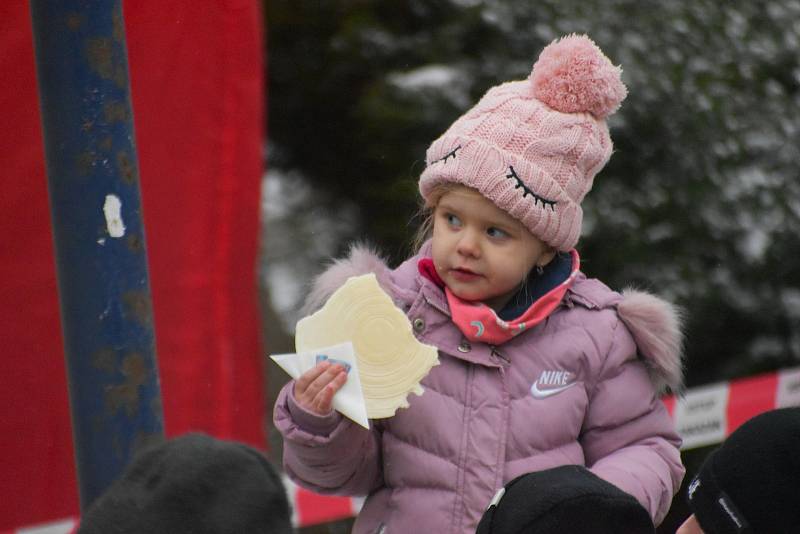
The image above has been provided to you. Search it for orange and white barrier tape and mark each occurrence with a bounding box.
[662,366,800,449]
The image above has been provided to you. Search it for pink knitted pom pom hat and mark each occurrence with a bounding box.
[419,34,627,251]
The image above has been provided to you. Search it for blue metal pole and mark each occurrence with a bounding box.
[29,0,164,510]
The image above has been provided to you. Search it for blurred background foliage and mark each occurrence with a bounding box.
[261,1,799,531]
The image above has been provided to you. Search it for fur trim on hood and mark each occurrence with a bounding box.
[300,245,684,393]
[300,244,390,316]
[617,289,685,393]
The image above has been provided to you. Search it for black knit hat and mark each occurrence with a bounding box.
[78,433,292,534]
[475,465,655,534]
[686,407,800,534]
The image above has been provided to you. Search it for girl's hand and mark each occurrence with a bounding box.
[293,360,348,416]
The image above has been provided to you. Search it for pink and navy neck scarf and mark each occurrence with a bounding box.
[418,250,580,345]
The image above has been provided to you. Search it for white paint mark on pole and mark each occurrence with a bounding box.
[103,194,126,238]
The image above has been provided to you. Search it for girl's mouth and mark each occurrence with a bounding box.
[450,267,481,282]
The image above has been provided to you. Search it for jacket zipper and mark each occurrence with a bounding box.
[490,345,510,365]
[450,364,474,532]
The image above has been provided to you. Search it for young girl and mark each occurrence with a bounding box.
[274,34,685,533]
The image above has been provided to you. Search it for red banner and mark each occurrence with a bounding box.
[0,1,265,529]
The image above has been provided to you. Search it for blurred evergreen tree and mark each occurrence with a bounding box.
[264,3,800,532]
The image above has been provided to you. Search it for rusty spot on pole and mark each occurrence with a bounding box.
[122,290,152,326]
[93,347,115,374]
[86,38,113,80]
[104,101,128,123]
[66,13,83,31]
[99,135,113,152]
[105,352,148,418]
[112,4,125,43]
[112,4,128,88]
[76,151,95,176]
[117,150,136,184]
[127,233,143,253]
[114,64,127,89]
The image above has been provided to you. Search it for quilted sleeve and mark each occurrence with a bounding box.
[273,380,384,496]
[581,318,685,525]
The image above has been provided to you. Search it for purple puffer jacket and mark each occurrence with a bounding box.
[274,246,685,533]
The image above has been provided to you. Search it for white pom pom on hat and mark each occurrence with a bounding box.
[419,34,627,252]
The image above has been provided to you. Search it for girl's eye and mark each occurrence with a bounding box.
[446,213,462,227]
[487,227,508,239]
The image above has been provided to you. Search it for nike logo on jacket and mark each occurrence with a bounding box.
[530,370,576,399]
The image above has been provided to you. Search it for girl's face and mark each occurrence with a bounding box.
[431,185,554,310]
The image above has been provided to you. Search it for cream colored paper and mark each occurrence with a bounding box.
[271,342,369,429]
[296,273,439,419]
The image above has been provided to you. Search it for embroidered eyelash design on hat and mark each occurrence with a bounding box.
[430,145,461,165]
[506,166,556,210]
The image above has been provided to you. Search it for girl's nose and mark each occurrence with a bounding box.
[456,229,481,258]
